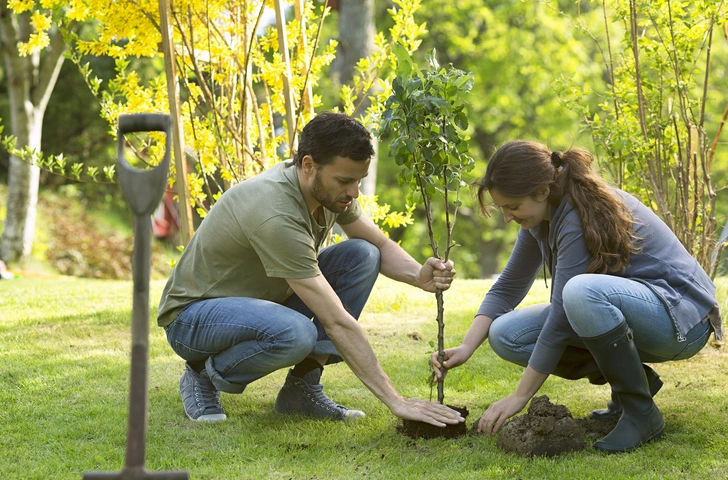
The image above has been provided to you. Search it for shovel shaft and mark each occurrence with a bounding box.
[85,113,187,479]
[126,215,152,468]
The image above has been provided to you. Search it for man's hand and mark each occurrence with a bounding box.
[430,344,474,382]
[417,258,456,293]
[389,397,465,427]
[476,393,529,435]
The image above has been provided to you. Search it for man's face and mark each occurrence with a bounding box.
[310,156,370,214]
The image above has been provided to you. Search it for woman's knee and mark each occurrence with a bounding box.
[562,274,606,328]
[487,317,514,361]
[562,274,597,311]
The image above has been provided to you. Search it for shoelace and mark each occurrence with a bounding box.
[194,379,223,413]
[305,383,346,414]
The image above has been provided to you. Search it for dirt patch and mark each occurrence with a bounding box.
[574,415,619,439]
[399,405,469,439]
[496,395,587,457]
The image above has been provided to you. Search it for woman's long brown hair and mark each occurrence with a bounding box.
[475,140,641,273]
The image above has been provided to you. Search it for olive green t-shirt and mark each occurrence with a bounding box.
[157,160,362,327]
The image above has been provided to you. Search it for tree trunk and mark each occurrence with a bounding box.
[332,0,379,196]
[0,7,67,264]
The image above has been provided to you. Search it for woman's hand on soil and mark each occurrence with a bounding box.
[390,398,465,427]
[430,345,474,382]
[477,394,528,435]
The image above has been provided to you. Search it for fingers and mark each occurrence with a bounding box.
[476,396,524,435]
[426,258,457,275]
[412,399,465,427]
[431,260,456,290]
[477,409,501,435]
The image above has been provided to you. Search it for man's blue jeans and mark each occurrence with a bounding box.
[489,274,711,370]
[164,239,381,393]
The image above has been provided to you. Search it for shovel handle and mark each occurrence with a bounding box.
[118,113,172,137]
[116,114,172,217]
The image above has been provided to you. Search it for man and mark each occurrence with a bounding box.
[158,112,463,428]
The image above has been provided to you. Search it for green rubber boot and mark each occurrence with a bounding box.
[581,322,665,453]
[589,364,663,420]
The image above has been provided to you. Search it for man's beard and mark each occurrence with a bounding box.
[311,171,353,214]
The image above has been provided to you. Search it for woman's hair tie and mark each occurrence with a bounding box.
[550,151,563,168]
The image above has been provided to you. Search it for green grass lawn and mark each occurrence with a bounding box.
[2,275,727,479]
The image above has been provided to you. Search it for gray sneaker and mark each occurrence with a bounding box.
[274,369,365,421]
[179,364,227,422]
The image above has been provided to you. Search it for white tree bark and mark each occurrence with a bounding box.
[332,0,379,196]
[0,7,66,264]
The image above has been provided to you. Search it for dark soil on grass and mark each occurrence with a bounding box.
[495,395,591,457]
[399,405,469,439]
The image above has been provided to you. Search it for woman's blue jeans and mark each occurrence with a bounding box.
[489,274,711,372]
[164,239,381,393]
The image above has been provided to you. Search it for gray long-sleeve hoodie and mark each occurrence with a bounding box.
[477,189,722,374]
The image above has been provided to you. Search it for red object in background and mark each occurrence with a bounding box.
[151,190,181,239]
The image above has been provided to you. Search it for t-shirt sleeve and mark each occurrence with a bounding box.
[249,215,321,279]
[335,198,362,225]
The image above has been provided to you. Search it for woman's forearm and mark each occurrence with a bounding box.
[462,314,494,352]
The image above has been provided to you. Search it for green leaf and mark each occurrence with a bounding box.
[425,48,440,70]
[392,43,414,77]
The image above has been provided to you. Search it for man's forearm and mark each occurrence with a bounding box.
[324,318,403,408]
[286,275,405,410]
[377,239,421,287]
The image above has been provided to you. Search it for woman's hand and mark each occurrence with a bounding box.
[430,344,475,382]
[476,393,529,435]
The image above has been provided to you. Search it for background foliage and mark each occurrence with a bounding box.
[1,0,727,278]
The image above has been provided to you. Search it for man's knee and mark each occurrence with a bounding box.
[346,239,381,270]
[275,318,318,365]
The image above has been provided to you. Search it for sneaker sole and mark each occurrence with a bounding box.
[185,412,227,423]
[344,410,366,422]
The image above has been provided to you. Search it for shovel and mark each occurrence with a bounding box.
[84,114,188,480]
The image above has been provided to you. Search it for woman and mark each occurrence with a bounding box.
[432,140,722,453]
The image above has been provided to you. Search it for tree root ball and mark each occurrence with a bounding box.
[496,395,587,457]
[399,405,469,439]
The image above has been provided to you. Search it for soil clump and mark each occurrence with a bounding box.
[496,395,587,457]
[399,405,469,439]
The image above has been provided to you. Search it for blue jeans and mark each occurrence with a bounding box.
[164,239,381,393]
[489,274,711,370]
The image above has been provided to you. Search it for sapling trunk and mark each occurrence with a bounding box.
[417,163,455,405]
[435,289,445,404]
[378,46,473,409]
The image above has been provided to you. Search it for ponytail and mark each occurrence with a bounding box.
[550,148,641,273]
[476,140,641,273]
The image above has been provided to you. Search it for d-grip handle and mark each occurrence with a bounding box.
[116,114,172,217]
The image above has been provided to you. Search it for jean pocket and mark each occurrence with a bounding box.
[672,326,711,361]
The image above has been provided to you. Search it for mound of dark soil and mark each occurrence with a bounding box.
[399,405,469,439]
[496,395,587,457]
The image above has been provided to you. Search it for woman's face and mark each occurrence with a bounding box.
[490,188,550,229]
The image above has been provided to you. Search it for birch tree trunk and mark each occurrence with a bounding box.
[332,0,379,196]
[0,7,66,264]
